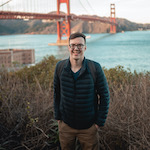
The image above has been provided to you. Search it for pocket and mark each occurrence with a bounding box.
[91,124,98,132]
[58,120,62,131]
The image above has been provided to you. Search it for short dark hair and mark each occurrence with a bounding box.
[69,32,86,44]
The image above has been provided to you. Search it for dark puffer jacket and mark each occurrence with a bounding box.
[53,58,110,129]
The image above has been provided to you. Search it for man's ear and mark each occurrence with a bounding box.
[84,45,87,51]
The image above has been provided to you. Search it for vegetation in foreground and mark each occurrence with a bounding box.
[0,56,150,150]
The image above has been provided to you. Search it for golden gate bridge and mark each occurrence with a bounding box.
[0,0,117,45]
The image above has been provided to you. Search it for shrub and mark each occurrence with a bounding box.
[0,56,59,149]
[0,56,149,150]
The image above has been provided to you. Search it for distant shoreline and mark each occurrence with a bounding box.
[0,18,150,35]
[0,29,150,36]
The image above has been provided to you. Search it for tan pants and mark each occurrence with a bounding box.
[58,121,99,150]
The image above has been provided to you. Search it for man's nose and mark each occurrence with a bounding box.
[74,45,79,50]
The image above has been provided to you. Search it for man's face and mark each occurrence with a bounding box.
[68,37,86,61]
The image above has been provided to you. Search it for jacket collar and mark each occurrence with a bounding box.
[64,57,87,75]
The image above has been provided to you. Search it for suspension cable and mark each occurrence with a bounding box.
[78,0,90,14]
[86,0,97,14]
[0,0,12,7]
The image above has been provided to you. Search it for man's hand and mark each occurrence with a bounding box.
[95,124,99,129]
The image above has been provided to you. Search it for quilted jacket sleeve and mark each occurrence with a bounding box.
[53,62,61,120]
[95,63,110,127]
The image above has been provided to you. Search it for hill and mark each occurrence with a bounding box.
[0,14,150,35]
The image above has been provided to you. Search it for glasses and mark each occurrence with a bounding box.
[69,44,85,49]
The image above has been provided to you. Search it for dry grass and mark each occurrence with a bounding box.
[100,68,150,150]
[0,69,58,149]
[0,59,150,150]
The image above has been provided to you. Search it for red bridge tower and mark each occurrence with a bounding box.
[110,4,116,34]
[57,0,71,45]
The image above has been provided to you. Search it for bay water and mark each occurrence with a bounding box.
[0,31,150,72]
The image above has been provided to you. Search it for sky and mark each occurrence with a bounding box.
[0,0,150,24]
[70,0,150,24]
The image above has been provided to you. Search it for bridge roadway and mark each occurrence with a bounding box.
[0,11,117,25]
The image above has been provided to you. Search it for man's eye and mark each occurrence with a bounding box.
[69,44,84,49]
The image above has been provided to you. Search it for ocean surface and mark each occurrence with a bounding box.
[0,31,150,72]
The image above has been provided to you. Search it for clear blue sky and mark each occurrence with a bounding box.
[0,0,150,24]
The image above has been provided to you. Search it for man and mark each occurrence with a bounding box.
[53,32,110,150]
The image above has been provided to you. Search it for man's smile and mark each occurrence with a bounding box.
[72,50,81,54]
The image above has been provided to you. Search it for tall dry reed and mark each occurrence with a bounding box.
[100,67,150,150]
[0,70,58,149]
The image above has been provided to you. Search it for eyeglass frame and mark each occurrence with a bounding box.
[69,44,85,50]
